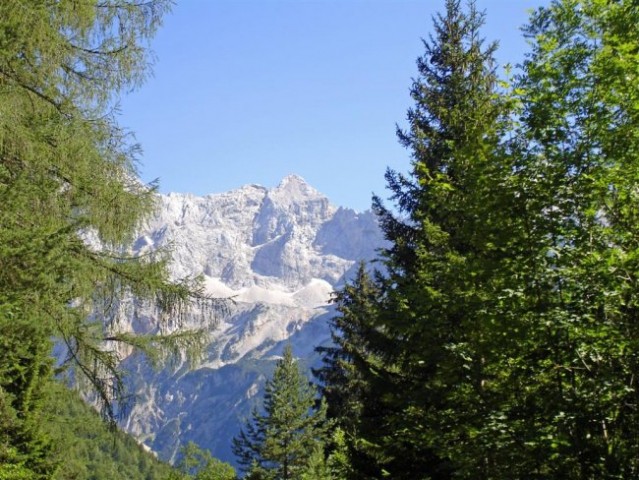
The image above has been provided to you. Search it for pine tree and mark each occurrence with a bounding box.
[233,345,328,480]
[0,1,219,474]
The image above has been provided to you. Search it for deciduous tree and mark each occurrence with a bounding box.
[484,0,639,476]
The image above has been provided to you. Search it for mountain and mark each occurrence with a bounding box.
[119,175,385,465]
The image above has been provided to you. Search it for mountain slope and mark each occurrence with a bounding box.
[120,175,384,465]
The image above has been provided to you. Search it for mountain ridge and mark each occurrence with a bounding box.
[120,175,385,465]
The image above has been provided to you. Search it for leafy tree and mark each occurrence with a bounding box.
[0,0,220,474]
[475,0,639,477]
[170,442,236,480]
[233,345,328,479]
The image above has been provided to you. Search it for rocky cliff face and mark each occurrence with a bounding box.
[120,175,384,465]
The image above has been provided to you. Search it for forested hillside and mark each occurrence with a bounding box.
[44,384,174,480]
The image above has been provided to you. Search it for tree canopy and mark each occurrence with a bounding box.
[0,1,219,476]
[6,0,639,478]
[319,0,639,478]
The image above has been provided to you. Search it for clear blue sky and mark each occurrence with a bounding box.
[120,0,546,213]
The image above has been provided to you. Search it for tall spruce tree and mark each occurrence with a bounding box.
[315,263,387,478]
[233,345,328,480]
[0,1,218,475]
[349,0,511,477]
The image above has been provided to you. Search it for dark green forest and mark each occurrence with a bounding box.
[315,0,639,478]
[3,0,639,478]
[43,384,174,480]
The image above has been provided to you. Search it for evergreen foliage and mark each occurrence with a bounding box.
[14,383,234,480]
[320,1,512,478]
[0,0,220,474]
[43,383,174,480]
[6,0,639,478]
[319,0,639,478]
[314,264,387,478]
[233,345,328,479]
[0,314,56,478]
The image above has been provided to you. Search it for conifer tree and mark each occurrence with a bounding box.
[233,345,328,480]
[314,264,387,478]
[0,315,55,478]
[0,1,219,474]
[337,0,512,477]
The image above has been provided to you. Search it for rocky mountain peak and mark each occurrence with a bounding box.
[122,176,386,466]
[274,174,319,197]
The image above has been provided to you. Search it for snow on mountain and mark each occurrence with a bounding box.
[120,175,385,465]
